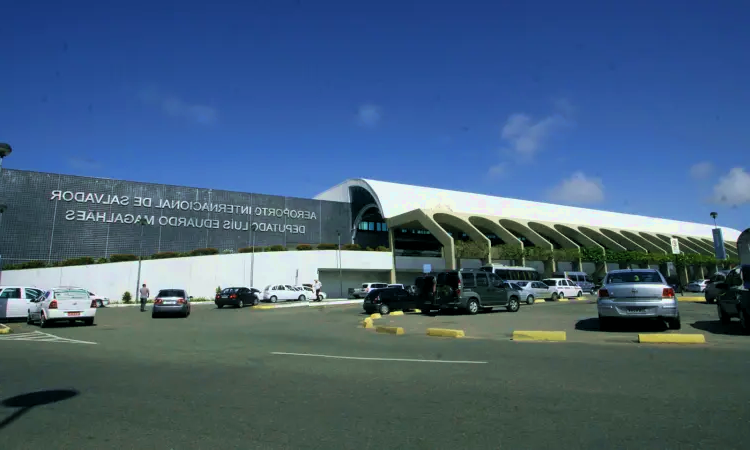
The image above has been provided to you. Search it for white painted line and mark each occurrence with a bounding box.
[271,352,487,364]
[0,331,97,345]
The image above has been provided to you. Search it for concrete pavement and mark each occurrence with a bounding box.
[2,304,750,449]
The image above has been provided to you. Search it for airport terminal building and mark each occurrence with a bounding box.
[0,168,742,282]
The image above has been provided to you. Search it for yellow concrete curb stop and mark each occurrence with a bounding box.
[638,334,706,344]
[0,324,11,334]
[512,330,567,341]
[677,297,705,302]
[390,311,404,316]
[362,318,374,329]
[376,326,405,335]
[557,298,569,302]
[426,328,465,338]
[535,299,546,304]
[413,309,422,313]
[370,313,382,319]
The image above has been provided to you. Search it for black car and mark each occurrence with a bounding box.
[716,265,750,333]
[215,287,260,308]
[363,287,416,315]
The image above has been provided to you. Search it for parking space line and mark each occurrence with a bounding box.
[0,331,97,345]
[270,352,487,364]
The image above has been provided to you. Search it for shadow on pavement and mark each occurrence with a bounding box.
[0,389,80,431]
[691,320,748,336]
[575,317,668,333]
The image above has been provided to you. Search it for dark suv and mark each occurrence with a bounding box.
[716,264,750,333]
[416,269,521,315]
[363,287,416,315]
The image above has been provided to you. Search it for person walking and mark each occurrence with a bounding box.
[313,279,322,302]
[139,283,150,312]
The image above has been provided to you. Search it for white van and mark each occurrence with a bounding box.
[0,286,45,320]
[479,264,541,283]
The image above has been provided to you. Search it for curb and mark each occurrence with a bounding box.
[0,324,11,335]
[512,330,567,341]
[426,328,465,338]
[638,333,706,344]
[376,326,404,335]
[677,297,705,303]
[251,299,364,311]
[369,313,382,319]
[108,302,214,308]
[389,311,404,316]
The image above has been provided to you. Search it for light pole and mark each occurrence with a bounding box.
[250,230,256,287]
[710,212,718,229]
[337,231,343,298]
[0,143,11,176]
[0,204,6,283]
[134,218,148,303]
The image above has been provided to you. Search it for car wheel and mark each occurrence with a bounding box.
[740,309,750,335]
[379,304,390,315]
[152,312,158,319]
[270,296,278,303]
[506,296,520,313]
[27,312,33,325]
[526,295,534,305]
[718,305,731,324]
[466,298,480,315]
[551,293,559,301]
[236,300,243,308]
[217,304,224,309]
[298,295,306,302]
[705,294,715,304]
[39,313,48,328]
[252,297,259,306]
[577,291,583,298]
[84,318,94,326]
[667,315,681,330]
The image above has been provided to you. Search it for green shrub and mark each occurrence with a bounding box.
[343,243,361,251]
[238,246,265,253]
[296,244,313,251]
[375,246,390,252]
[122,291,132,304]
[150,251,181,260]
[189,248,219,256]
[59,256,95,267]
[222,249,234,254]
[317,243,338,250]
[192,297,212,302]
[267,245,286,252]
[110,254,138,263]
[18,260,49,269]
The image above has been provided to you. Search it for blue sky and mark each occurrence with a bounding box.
[2,0,749,231]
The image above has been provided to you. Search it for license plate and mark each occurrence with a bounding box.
[67,312,81,317]
[164,301,176,305]
[628,308,646,313]
[221,295,228,299]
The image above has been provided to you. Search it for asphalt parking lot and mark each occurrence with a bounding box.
[2,299,750,449]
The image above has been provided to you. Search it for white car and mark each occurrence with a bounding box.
[686,279,710,293]
[0,286,45,320]
[541,278,584,301]
[262,285,308,303]
[28,287,97,327]
[298,285,327,300]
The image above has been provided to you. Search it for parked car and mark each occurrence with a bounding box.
[597,269,680,330]
[27,287,98,327]
[153,289,192,318]
[351,282,389,299]
[363,287,416,315]
[705,270,731,303]
[262,285,308,303]
[511,281,549,305]
[0,286,44,320]
[542,278,584,301]
[215,287,260,308]
[48,286,109,308]
[686,279,710,293]
[716,265,750,333]
[417,269,521,315]
[552,271,596,294]
[299,285,327,301]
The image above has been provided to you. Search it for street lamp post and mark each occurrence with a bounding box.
[337,231,343,298]
[134,218,147,303]
[0,143,12,176]
[250,231,256,287]
[0,204,6,283]
[710,212,718,229]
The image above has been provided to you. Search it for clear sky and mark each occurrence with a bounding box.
[2,0,749,231]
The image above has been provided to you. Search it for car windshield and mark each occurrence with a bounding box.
[158,290,185,297]
[606,272,662,284]
[55,289,88,300]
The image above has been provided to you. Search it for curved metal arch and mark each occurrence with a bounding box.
[432,213,491,261]
[387,209,457,270]
[621,230,667,254]
[351,203,380,241]
[638,232,671,252]
[554,224,604,251]
[346,180,387,220]
[684,236,717,255]
[577,227,627,251]
[598,228,647,252]
[528,222,578,249]
[468,216,523,248]
[498,219,554,250]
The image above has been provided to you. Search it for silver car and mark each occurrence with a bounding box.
[152,288,192,318]
[597,269,680,330]
[514,281,551,304]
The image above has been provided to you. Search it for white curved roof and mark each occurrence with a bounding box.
[315,178,742,242]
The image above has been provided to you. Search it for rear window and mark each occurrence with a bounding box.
[362,284,369,288]
[605,272,662,284]
[542,279,557,287]
[158,289,186,298]
[373,283,389,288]
[221,288,240,294]
[437,272,460,288]
[365,290,381,299]
[55,289,89,300]
[515,281,529,287]
[461,273,476,288]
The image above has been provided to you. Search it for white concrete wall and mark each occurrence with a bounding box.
[395,256,445,271]
[0,251,393,301]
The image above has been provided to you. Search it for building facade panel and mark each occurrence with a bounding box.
[0,169,350,265]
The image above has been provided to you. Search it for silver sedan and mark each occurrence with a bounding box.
[597,269,680,330]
